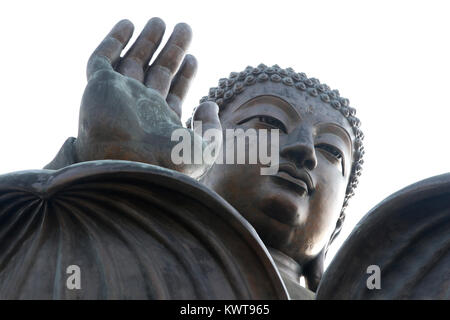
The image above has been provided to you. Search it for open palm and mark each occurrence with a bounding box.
[74,18,221,178]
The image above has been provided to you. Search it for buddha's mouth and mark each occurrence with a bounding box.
[273,163,314,196]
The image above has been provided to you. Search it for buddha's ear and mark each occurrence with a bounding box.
[302,248,325,292]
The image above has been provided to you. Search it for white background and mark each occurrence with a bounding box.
[0,0,449,268]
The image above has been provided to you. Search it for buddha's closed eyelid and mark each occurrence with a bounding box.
[237,115,288,133]
[315,143,345,175]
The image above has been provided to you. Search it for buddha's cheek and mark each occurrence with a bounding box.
[293,171,347,258]
[207,164,301,246]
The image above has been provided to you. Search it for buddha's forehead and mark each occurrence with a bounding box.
[223,82,352,132]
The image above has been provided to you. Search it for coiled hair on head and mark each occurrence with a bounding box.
[189,64,364,248]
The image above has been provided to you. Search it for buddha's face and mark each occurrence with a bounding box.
[201,83,355,265]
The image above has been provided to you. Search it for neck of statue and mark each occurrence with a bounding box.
[268,247,302,284]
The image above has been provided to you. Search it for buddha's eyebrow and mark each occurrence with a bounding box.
[315,123,353,152]
[232,95,301,120]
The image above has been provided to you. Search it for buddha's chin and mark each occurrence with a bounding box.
[258,183,309,227]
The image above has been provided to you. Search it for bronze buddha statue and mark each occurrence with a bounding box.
[0,18,448,300]
[42,18,364,297]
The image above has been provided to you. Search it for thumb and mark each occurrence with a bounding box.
[191,101,223,167]
[192,101,221,133]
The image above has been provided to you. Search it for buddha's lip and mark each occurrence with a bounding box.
[275,163,314,195]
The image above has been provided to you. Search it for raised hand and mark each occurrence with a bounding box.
[74,18,221,178]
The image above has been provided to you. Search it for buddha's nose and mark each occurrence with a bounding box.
[280,129,317,171]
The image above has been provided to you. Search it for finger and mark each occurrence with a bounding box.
[144,23,192,97]
[117,17,166,82]
[166,54,198,118]
[87,19,134,80]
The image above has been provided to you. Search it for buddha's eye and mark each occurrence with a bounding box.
[315,143,343,162]
[238,115,287,133]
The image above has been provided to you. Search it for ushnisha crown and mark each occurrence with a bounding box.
[197,64,364,244]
